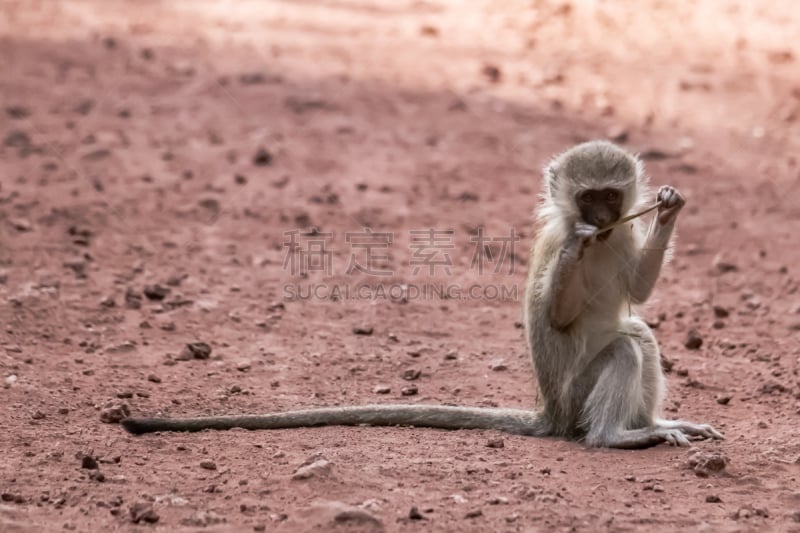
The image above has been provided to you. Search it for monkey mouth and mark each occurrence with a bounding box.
[597,228,613,241]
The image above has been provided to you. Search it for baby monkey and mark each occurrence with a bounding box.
[122,140,722,449]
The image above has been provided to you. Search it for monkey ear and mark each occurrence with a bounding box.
[543,162,559,196]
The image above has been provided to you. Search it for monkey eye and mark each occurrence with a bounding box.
[606,190,619,202]
[579,191,593,204]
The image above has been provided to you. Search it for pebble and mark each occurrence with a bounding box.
[402,369,421,381]
[81,455,99,470]
[706,495,722,503]
[179,342,212,360]
[143,284,170,301]
[408,506,425,520]
[181,511,226,527]
[353,326,374,336]
[129,502,159,524]
[147,374,162,383]
[465,509,483,519]
[200,460,217,470]
[684,329,703,350]
[236,361,251,372]
[712,255,738,273]
[292,459,332,480]
[486,438,504,449]
[489,359,508,371]
[716,395,731,405]
[481,64,502,83]
[9,218,32,232]
[688,450,729,477]
[373,384,391,394]
[253,147,273,166]
[99,401,130,424]
[712,305,729,318]
[401,384,418,396]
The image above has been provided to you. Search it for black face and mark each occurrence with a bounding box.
[576,188,623,240]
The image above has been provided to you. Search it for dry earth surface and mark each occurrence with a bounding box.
[1,1,799,531]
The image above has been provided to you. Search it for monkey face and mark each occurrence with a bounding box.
[576,188,623,240]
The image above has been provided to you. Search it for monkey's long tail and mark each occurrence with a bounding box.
[121,404,549,437]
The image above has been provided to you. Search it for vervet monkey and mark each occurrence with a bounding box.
[122,140,722,449]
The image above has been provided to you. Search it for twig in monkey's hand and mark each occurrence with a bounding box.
[599,201,663,232]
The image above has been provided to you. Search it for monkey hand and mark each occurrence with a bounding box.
[656,185,685,225]
[573,222,598,250]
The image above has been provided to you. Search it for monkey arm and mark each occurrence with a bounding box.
[629,218,674,303]
[550,245,586,329]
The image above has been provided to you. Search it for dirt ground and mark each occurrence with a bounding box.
[1,1,799,531]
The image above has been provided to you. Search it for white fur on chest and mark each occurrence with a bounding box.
[580,231,634,320]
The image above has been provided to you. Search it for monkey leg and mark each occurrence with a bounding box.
[580,326,693,449]
[627,318,724,441]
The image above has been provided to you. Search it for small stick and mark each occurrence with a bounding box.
[600,201,663,232]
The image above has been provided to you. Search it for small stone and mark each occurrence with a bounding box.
[116,391,133,399]
[486,438,504,449]
[684,329,703,350]
[179,342,212,360]
[716,395,731,405]
[465,509,483,519]
[181,511,227,527]
[712,255,738,273]
[706,495,721,503]
[292,459,331,480]
[489,359,508,371]
[606,124,629,143]
[130,502,159,524]
[100,401,130,424]
[1,492,25,504]
[236,361,251,372]
[147,374,162,384]
[4,130,30,147]
[143,284,170,301]
[352,326,374,336]
[402,369,421,381]
[408,506,425,520]
[712,305,729,318]
[481,64,502,83]
[401,384,418,396]
[253,147,273,166]
[624,475,636,482]
[688,450,729,477]
[444,350,458,360]
[200,460,217,470]
[9,218,32,232]
[31,410,45,420]
[373,384,391,394]
[6,105,30,119]
[89,471,105,482]
[757,382,788,395]
[58,407,69,415]
[81,455,99,470]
